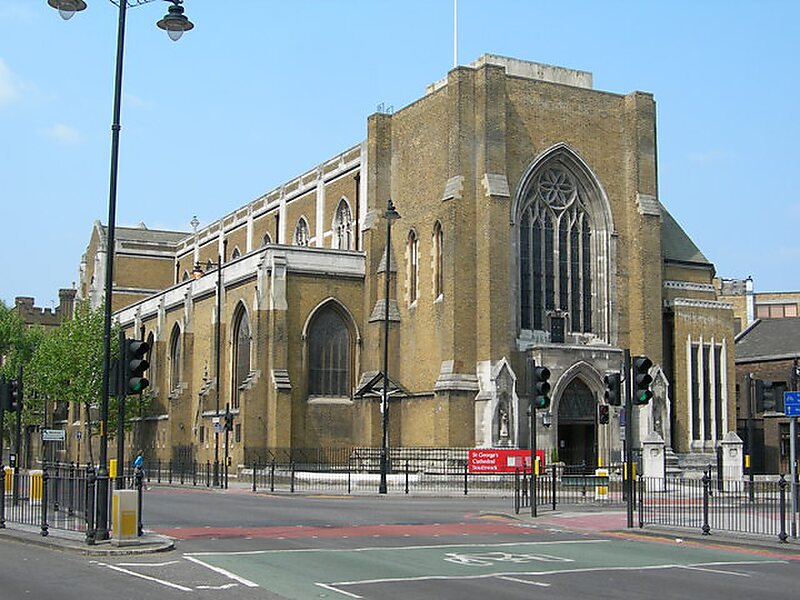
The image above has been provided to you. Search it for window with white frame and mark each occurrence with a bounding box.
[687,337,727,444]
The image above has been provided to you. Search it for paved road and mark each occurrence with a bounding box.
[1,486,798,599]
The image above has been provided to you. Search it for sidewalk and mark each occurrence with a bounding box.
[0,522,174,556]
[498,506,800,556]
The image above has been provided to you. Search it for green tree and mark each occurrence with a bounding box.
[0,302,46,451]
[24,301,149,464]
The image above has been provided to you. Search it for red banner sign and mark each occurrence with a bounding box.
[468,449,546,474]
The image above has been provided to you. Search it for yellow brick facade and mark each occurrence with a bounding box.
[69,56,736,470]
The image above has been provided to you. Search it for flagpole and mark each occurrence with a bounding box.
[453,0,458,68]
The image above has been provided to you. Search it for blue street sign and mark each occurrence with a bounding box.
[784,391,800,417]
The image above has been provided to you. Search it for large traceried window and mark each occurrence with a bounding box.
[294,217,310,246]
[334,199,353,250]
[407,229,419,305]
[232,304,251,410]
[432,221,443,299]
[169,324,181,391]
[308,304,351,397]
[519,165,593,334]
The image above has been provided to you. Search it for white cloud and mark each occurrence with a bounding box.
[0,58,22,107]
[43,123,82,144]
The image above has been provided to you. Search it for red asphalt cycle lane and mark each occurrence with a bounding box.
[156,520,542,541]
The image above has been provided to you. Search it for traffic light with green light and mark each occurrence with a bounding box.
[124,338,150,394]
[633,355,653,405]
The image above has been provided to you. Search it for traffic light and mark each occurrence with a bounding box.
[632,355,653,405]
[598,404,610,425]
[224,407,233,432]
[7,378,21,412]
[604,372,621,406]
[529,361,551,410]
[123,338,150,394]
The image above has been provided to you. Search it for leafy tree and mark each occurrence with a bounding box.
[24,301,150,464]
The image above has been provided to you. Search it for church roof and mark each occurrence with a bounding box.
[660,206,710,266]
[735,317,800,362]
[98,221,188,245]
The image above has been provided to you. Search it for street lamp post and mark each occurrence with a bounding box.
[48,0,193,541]
[379,199,400,494]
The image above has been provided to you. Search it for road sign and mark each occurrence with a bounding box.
[784,391,800,417]
[41,428,66,442]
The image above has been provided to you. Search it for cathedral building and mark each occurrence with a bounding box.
[76,55,736,469]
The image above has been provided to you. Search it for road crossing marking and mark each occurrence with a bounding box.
[183,555,260,587]
[93,562,192,592]
[497,575,551,587]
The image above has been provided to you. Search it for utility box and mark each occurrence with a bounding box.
[111,489,139,545]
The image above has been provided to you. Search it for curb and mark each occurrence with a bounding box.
[0,526,175,556]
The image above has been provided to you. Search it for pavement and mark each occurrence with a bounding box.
[0,521,174,556]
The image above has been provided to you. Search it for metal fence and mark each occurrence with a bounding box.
[639,473,797,543]
[513,463,628,514]
[1,464,145,543]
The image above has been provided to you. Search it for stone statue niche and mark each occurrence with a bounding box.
[492,363,517,447]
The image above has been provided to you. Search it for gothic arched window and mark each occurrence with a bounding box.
[294,217,310,246]
[261,233,272,247]
[231,247,241,260]
[308,304,351,397]
[519,164,594,334]
[169,324,181,390]
[407,229,419,305]
[432,221,443,299]
[334,199,353,250]
[232,304,251,409]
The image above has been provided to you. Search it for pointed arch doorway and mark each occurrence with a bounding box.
[557,379,597,468]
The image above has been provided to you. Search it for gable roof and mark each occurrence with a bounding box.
[735,317,800,362]
[661,206,710,266]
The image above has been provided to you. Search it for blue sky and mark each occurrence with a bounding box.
[1,1,798,308]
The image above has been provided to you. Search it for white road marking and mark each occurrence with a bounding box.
[680,565,750,577]
[184,538,609,557]
[315,582,363,598]
[116,561,180,567]
[97,563,192,592]
[498,575,551,587]
[183,555,260,587]
[196,583,240,590]
[327,561,788,588]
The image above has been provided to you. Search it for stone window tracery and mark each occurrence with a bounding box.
[519,165,593,334]
[294,218,310,247]
[334,199,353,250]
[308,305,351,397]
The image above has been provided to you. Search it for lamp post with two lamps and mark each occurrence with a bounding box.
[47,0,194,542]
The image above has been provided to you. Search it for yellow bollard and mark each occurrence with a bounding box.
[3,467,12,495]
[109,458,118,480]
[29,470,43,505]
